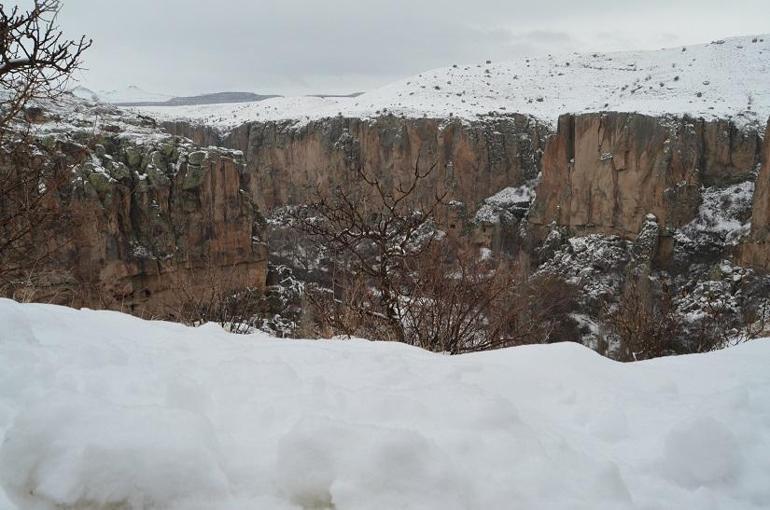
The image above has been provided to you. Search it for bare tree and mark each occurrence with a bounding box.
[165,263,264,334]
[293,160,579,352]
[1,0,91,135]
[602,275,682,361]
[0,1,90,288]
[293,154,448,342]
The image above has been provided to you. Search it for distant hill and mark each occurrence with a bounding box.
[123,91,282,107]
[71,86,282,107]
[308,92,365,99]
[71,85,174,104]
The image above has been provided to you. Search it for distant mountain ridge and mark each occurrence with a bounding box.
[71,86,363,108]
[71,85,174,104]
[125,91,282,107]
[71,86,281,107]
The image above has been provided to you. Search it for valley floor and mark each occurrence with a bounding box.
[0,298,768,509]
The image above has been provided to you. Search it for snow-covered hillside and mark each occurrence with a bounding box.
[72,85,174,104]
[1,298,769,509]
[136,35,770,130]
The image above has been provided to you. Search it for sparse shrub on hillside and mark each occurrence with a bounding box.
[0,141,73,286]
[601,269,768,361]
[299,236,580,353]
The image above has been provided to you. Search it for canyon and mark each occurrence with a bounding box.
[14,101,768,318]
[5,35,770,344]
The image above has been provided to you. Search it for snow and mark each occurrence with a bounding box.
[1,298,770,510]
[483,184,533,206]
[680,181,755,244]
[135,35,770,131]
[473,183,535,224]
[72,85,174,105]
[26,94,173,146]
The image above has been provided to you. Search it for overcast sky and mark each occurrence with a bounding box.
[43,0,770,96]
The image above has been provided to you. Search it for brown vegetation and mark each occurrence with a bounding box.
[291,153,578,353]
[1,0,90,288]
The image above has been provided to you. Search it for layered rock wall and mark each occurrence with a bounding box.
[6,132,267,315]
[739,119,770,270]
[528,112,762,237]
[165,115,548,213]
[166,112,769,270]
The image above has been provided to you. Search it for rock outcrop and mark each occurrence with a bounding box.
[3,100,267,315]
[739,119,770,270]
[166,111,770,268]
[528,112,763,239]
[165,115,549,213]
[7,94,770,350]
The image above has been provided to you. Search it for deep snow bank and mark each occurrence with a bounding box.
[0,298,769,509]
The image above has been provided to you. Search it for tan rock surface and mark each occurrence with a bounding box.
[4,135,267,316]
[738,118,770,270]
[529,113,762,237]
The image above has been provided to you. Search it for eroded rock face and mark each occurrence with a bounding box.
[166,115,548,213]
[529,112,762,237]
[739,119,770,270]
[6,129,267,316]
[167,112,770,269]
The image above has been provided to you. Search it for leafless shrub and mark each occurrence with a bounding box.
[302,268,373,339]
[692,281,770,352]
[0,140,73,286]
[293,151,448,343]
[295,166,580,353]
[738,296,770,341]
[0,265,77,304]
[166,265,264,334]
[0,1,90,289]
[602,274,682,361]
[1,1,91,135]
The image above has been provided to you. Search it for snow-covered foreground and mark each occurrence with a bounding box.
[1,299,769,510]
[136,35,770,131]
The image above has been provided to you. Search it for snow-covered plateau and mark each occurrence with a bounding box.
[1,298,769,510]
[135,35,770,131]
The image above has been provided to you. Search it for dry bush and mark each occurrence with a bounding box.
[486,270,579,350]
[293,152,447,343]
[737,296,770,341]
[1,1,90,290]
[400,246,578,353]
[0,141,73,286]
[165,265,264,334]
[602,274,682,361]
[292,150,581,352]
[302,269,374,339]
[690,283,769,353]
[0,266,77,304]
[302,238,579,353]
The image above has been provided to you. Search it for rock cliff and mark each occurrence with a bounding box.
[8,94,770,340]
[164,115,548,213]
[528,112,762,237]
[739,119,770,270]
[3,100,267,315]
[166,112,767,270]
